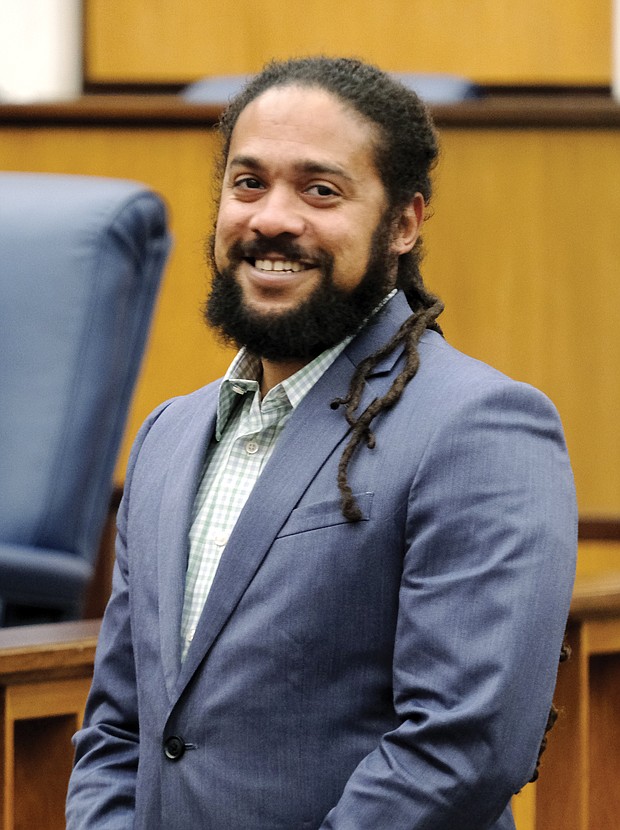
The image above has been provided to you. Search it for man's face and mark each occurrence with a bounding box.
[207,85,419,361]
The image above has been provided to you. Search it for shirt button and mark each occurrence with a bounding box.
[246,440,259,454]
[214,534,228,547]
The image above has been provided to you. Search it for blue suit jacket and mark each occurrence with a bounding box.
[67,292,577,829]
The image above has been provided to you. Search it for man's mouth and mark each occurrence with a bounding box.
[250,258,313,274]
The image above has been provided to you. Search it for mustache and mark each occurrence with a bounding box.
[226,236,331,268]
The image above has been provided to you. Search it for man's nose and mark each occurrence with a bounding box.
[247,187,305,238]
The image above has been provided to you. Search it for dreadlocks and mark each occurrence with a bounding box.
[332,302,442,521]
[217,56,444,520]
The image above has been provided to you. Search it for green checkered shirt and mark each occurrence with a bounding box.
[180,340,349,657]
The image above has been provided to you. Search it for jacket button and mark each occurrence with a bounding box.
[163,735,186,761]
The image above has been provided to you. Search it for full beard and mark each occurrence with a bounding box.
[204,216,396,362]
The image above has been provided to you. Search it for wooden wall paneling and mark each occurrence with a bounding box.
[0,103,618,511]
[589,653,620,827]
[511,786,536,830]
[424,127,620,515]
[84,0,612,86]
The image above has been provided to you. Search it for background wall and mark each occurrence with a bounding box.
[85,0,612,86]
[424,125,620,517]
[3,1,618,520]
[3,113,616,517]
[2,8,618,827]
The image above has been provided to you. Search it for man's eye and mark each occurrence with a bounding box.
[235,177,263,190]
[307,184,338,198]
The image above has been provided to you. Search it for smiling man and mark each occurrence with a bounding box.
[66,57,577,830]
[206,82,422,391]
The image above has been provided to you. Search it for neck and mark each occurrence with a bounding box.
[260,357,308,396]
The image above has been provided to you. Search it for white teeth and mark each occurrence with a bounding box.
[255,259,304,273]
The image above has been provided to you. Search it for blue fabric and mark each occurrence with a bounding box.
[0,172,171,618]
[182,73,253,104]
[391,72,482,103]
[67,291,577,828]
[182,72,481,105]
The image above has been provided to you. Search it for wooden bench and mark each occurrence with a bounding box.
[534,567,620,829]
[1,562,620,829]
[0,620,100,830]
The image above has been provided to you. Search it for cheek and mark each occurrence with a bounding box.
[212,221,227,269]
[213,204,242,265]
[329,230,374,283]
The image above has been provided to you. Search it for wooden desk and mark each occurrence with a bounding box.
[534,551,620,829]
[0,620,100,830]
[1,553,620,829]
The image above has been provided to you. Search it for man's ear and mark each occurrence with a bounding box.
[390,192,425,255]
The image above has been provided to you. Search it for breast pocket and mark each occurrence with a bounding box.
[276,492,374,538]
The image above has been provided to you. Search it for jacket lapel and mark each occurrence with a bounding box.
[157,387,219,701]
[175,293,414,695]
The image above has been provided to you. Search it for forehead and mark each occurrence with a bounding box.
[226,85,381,179]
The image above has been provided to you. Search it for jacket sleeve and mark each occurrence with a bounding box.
[65,404,170,829]
[320,380,577,829]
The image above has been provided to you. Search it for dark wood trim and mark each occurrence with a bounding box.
[571,571,620,619]
[83,82,187,96]
[82,488,123,619]
[0,619,100,683]
[578,518,620,541]
[1,93,620,130]
[0,95,221,128]
[110,484,123,511]
[433,94,620,129]
[478,83,611,97]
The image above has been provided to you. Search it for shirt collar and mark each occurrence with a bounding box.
[215,288,397,438]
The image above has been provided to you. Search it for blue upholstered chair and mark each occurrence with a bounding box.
[181,71,481,105]
[0,173,171,625]
[182,73,253,104]
[390,72,482,103]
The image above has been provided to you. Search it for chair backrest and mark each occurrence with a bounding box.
[182,73,253,104]
[0,172,171,621]
[181,71,482,105]
[390,72,482,103]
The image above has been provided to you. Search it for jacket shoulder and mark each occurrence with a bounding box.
[417,330,556,408]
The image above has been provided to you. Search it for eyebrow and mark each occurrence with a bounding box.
[228,155,355,184]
